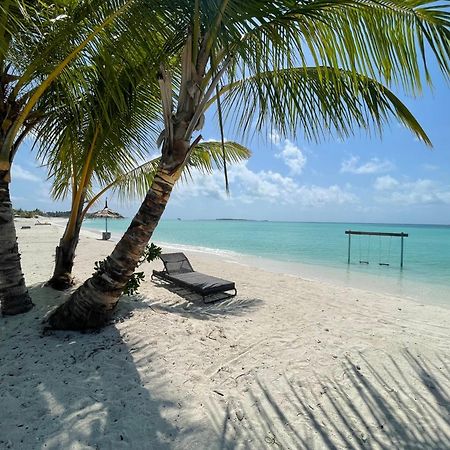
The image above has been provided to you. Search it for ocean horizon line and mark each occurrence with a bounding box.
[101,217,450,227]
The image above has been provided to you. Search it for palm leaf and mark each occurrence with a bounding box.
[222,0,449,91]
[208,66,433,145]
[101,140,251,205]
[161,0,449,147]
[188,141,251,173]
[1,0,173,163]
[35,31,164,201]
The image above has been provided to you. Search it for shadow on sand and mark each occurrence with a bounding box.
[1,284,183,449]
[143,279,264,321]
[4,283,448,449]
[207,350,450,449]
[1,282,262,448]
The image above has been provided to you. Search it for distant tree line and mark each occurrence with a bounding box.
[13,209,123,219]
[13,208,47,218]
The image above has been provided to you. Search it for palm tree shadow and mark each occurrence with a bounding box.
[42,278,263,323]
[145,280,264,320]
[207,351,450,449]
[1,284,182,449]
[144,282,264,320]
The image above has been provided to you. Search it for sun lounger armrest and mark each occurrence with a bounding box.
[151,270,167,280]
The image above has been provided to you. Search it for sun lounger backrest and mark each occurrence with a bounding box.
[160,253,194,274]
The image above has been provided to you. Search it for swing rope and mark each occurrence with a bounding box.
[359,235,370,264]
[379,235,392,266]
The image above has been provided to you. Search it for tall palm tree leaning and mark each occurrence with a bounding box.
[46,142,249,289]
[0,0,161,315]
[47,0,449,330]
[41,88,250,289]
[37,41,250,289]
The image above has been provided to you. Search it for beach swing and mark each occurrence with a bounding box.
[346,230,408,268]
[378,235,392,267]
[358,234,371,264]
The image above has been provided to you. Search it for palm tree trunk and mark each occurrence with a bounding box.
[0,177,34,315]
[47,127,99,290]
[46,197,85,290]
[47,39,206,330]
[47,162,183,329]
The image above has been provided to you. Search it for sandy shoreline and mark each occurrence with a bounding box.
[79,220,450,309]
[1,219,449,449]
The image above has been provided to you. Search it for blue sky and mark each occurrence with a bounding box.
[11,65,450,225]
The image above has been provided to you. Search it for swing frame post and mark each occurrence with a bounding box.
[401,235,404,269]
[347,231,351,264]
[345,230,409,267]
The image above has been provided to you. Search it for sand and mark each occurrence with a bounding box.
[1,219,449,449]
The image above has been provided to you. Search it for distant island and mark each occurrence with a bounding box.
[216,218,269,222]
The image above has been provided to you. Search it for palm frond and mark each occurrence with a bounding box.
[165,0,449,147]
[108,140,251,203]
[34,31,164,202]
[188,140,251,173]
[223,0,449,93]
[210,66,432,145]
[1,0,174,163]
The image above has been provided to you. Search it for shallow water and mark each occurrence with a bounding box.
[84,219,450,306]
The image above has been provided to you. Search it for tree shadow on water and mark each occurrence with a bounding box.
[206,350,450,449]
[1,284,182,449]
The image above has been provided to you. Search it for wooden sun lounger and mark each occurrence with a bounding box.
[151,253,237,303]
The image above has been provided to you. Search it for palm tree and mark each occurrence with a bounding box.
[35,40,250,290]
[36,45,161,290]
[43,131,250,289]
[0,0,164,315]
[47,0,449,330]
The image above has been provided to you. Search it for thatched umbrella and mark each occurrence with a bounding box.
[91,199,121,234]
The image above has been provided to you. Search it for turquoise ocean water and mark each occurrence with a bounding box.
[84,218,450,306]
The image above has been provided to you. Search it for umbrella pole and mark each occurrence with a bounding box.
[105,217,108,233]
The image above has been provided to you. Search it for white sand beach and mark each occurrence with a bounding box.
[1,219,449,449]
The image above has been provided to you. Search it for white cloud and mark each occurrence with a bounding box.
[36,184,54,204]
[269,131,281,145]
[275,140,307,175]
[267,132,308,175]
[341,156,394,175]
[207,134,307,176]
[8,162,58,209]
[176,170,229,202]
[374,176,450,205]
[374,175,399,191]
[204,137,229,143]
[11,164,41,182]
[174,162,357,207]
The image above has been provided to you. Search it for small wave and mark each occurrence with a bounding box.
[155,241,244,260]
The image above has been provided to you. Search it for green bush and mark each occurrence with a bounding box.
[94,243,162,296]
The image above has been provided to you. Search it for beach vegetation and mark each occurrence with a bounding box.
[44,137,250,290]
[94,243,162,296]
[12,208,47,219]
[47,0,449,330]
[0,0,160,315]
[37,46,250,290]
